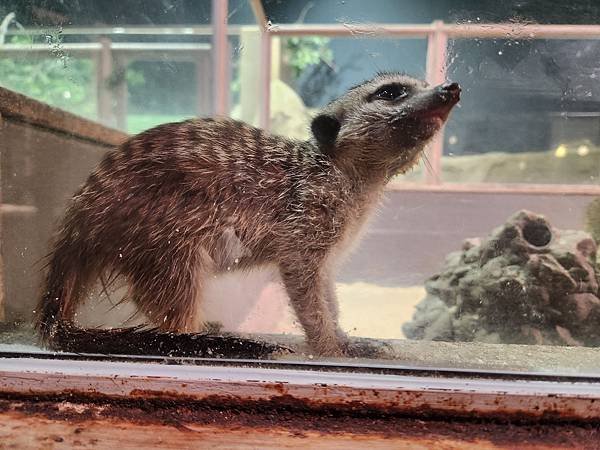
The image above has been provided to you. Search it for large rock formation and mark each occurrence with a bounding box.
[403,210,600,346]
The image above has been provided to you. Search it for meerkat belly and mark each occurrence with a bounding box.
[207,227,251,271]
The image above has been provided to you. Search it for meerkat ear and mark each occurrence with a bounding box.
[311,114,341,149]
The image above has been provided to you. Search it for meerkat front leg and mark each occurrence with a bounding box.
[279,260,346,356]
[320,272,390,358]
[321,268,349,342]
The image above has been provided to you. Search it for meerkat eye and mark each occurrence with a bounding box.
[373,84,408,101]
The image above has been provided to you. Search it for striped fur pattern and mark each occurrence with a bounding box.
[36,73,460,357]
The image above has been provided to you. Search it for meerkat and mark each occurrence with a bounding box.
[36,73,461,357]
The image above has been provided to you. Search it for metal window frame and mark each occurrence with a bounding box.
[1,354,600,421]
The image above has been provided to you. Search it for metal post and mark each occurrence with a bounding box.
[249,0,271,130]
[211,0,229,116]
[97,37,113,126]
[196,52,212,117]
[424,20,448,185]
[0,111,4,322]
[258,31,272,130]
[114,56,128,131]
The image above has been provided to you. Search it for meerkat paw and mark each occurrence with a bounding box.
[308,334,393,359]
[334,330,393,359]
[342,338,394,359]
[311,342,346,357]
[204,321,224,333]
[307,333,347,357]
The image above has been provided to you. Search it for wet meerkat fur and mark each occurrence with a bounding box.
[36,73,461,357]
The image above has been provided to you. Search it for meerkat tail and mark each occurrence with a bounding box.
[35,223,96,344]
[49,323,290,359]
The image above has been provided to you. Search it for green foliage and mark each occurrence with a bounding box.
[0,34,96,118]
[284,36,333,78]
[127,113,192,134]
[0,32,332,126]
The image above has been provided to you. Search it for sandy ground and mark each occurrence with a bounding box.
[74,271,424,341]
[200,276,424,340]
[229,282,424,339]
[337,283,424,339]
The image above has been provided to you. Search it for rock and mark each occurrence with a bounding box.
[403,210,600,346]
[570,293,600,321]
[269,79,313,141]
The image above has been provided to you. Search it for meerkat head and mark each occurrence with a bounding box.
[311,72,461,176]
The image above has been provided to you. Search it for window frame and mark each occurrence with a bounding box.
[1,351,600,422]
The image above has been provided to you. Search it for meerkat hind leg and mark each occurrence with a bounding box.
[129,253,206,333]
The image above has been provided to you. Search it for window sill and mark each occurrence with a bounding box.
[1,352,600,447]
[2,347,600,421]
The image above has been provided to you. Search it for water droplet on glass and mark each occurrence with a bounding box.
[266,20,279,31]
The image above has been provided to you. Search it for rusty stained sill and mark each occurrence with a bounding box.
[1,399,598,449]
[2,356,600,423]
[2,401,598,449]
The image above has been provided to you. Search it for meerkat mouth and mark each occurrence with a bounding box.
[391,82,461,131]
[419,83,461,122]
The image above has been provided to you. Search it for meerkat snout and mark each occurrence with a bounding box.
[390,81,460,126]
[311,74,461,176]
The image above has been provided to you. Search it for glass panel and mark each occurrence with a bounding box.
[442,38,600,185]
[1,1,600,374]
[0,31,98,121]
[0,3,214,133]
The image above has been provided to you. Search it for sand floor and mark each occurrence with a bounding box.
[231,281,424,339]
[74,273,425,341]
[337,283,424,339]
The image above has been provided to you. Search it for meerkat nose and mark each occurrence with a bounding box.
[441,82,461,93]
[441,82,461,100]
[438,82,461,103]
